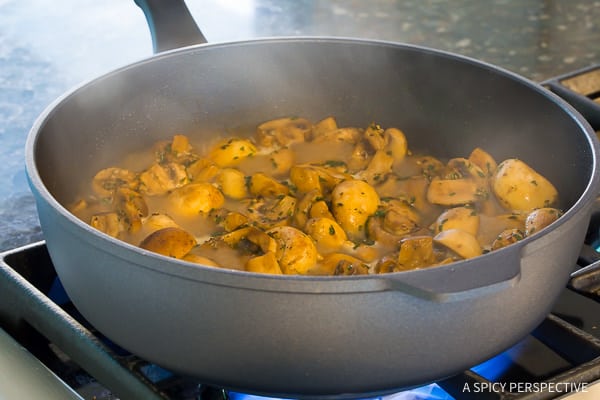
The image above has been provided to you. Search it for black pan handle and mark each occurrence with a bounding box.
[134,0,208,53]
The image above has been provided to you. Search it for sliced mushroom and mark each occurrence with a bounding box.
[256,117,312,147]
[381,201,421,237]
[219,226,277,255]
[289,165,323,194]
[248,172,290,197]
[366,214,403,247]
[434,228,482,259]
[186,159,220,183]
[309,200,335,220]
[397,236,437,270]
[312,116,338,137]
[289,164,345,195]
[294,189,321,228]
[312,127,361,144]
[266,226,318,275]
[364,122,386,151]
[211,208,249,232]
[113,187,148,233]
[268,148,295,176]
[237,148,295,177]
[244,195,297,229]
[341,241,379,263]
[245,252,283,274]
[182,253,221,267]
[141,213,181,237]
[356,149,394,186]
[434,206,479,236]
[90,212,123,238]
[476,212,526,246]
[348,141,371,171]
[384,127,408,167]
[415,156,445,180]
[375,254,398,274]
[263,195,297,221]
[376,175,435,216]
[445,158,486,181]
[191,237,249,270]
[427,178,485,206]
[468,147,497,178]
[305,217,348,253]
[139,162,188,196]
[153,134,197,165]
[92,167,138,199]
[318,253,370,276]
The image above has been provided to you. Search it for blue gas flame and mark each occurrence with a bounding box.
[228,350,514,400]
[470,350,514,381]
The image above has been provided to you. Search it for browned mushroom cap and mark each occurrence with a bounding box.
[490,228,525,251]
[492,159,558,211]
[331,179,380,240]
[305,217,348,253]
[217,168,248,200]
[524,208,562,236]
[167,182,225,216]
[139,227,197,259]
[208,138,257,167]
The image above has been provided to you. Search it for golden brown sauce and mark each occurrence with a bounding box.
[70,116,561,275]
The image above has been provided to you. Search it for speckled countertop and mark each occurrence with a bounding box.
[1,0,600,250]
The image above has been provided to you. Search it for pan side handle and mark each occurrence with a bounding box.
[383,248,522,302]
[134,0,207,53]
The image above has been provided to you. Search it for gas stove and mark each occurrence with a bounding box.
[3,66,600,400]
